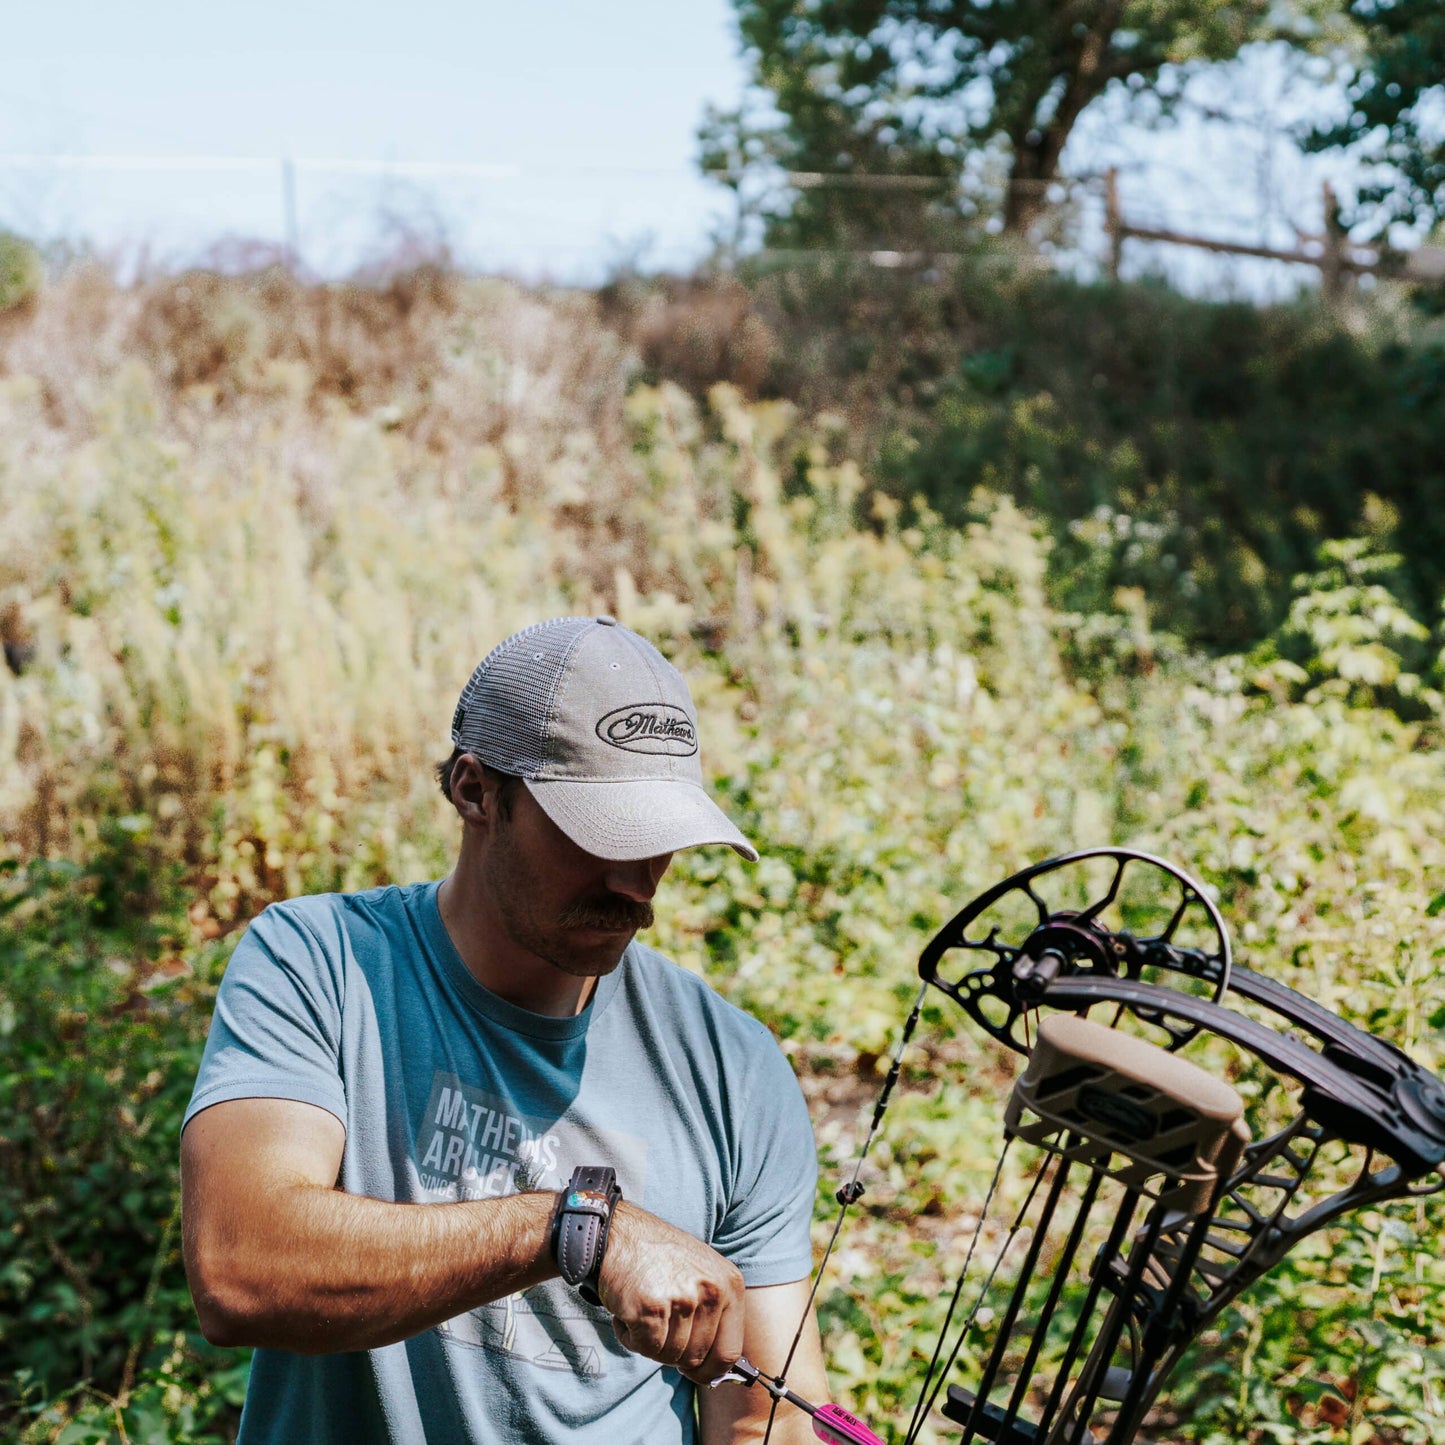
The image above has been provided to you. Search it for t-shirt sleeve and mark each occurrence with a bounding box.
[712,1029,818,1287]
[183,901,348,1133]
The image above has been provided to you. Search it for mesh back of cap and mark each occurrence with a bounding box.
[451,617,593,776]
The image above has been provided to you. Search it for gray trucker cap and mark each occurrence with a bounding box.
[450,616,758,862]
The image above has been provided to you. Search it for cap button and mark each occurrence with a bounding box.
[595,615,618,626]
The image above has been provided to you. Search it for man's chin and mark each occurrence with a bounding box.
[546,930,635,978]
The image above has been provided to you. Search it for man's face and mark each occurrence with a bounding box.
[481,783,673,979]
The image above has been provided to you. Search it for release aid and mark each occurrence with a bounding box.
[711,1356,885,1445]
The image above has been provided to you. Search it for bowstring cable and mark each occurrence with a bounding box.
[905,1146,1055,1444]
[761,980,930,1445]
[902,1140,1013,1443]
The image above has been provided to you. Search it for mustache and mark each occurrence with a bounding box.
[559,896,654,932]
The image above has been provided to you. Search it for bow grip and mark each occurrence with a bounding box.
[812,1403,886,1445]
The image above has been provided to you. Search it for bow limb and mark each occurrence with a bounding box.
[1038,974,1445,1178]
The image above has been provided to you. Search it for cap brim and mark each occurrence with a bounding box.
[525,778,759,862]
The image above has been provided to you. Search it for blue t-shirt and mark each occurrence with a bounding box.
[184,881,817,1444]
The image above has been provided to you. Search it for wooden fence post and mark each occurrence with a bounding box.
[1105,168,1122,282]
[1321,181,1345,304]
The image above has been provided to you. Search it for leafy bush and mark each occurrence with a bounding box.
[0,851,245,1442]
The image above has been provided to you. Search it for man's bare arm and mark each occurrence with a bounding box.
[181,1097,564,1352]
[182,1095,748,1375]
[697,1279,830,1445]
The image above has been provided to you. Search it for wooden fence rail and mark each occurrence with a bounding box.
[1104,168,1445,299]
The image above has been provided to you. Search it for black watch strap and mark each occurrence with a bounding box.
[552,1166,621,1306]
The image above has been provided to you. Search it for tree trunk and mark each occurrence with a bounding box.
[1002,3,1126,235]
[1004,153,1051,235]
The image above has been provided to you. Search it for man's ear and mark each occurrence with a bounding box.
[448,754,503,831]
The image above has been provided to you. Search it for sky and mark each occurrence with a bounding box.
[1,0,745,279]
[0,2,1363,294]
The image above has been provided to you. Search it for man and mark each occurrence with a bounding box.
[181,615,829,1443]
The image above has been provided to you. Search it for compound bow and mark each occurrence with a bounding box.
[736,848,1445,1445]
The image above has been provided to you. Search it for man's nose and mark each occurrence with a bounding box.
[603,852,673,902]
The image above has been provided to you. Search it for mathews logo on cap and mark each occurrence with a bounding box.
[596,703,698,756]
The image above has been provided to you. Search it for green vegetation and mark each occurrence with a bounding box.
[1,261,1442,1443]
[709,0,1444,249]
[606,258,1445,653]
[0,233,43,313]
[1307,0,1445,236]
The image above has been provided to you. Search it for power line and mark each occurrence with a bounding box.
[0,153,704,179]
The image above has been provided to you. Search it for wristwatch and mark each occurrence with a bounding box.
[551,1166,622,1306]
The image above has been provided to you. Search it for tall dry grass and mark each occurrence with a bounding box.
[0,266,1101,926]
[0,265,698,915]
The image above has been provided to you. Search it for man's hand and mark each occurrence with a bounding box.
[599,1201,746,1383]
[698,1280,829,1445]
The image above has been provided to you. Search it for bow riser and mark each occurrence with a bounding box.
[935,1012,1250,1444]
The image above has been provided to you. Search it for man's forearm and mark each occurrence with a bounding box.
[187,1184,559,1353]
[183,1100,750,1372]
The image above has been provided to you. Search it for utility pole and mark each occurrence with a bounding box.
[282,157,300,271]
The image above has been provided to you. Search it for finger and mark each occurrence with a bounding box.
[682,1287,745,1384]
[612,1300,669,1360]
[658,1296,696,1366]
[675,1290,722,1377]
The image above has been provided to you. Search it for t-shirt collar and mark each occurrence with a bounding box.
[414,879,624,1041]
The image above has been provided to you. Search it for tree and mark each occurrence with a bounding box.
[705,0,1338,248]
[1306,1,1445,238]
